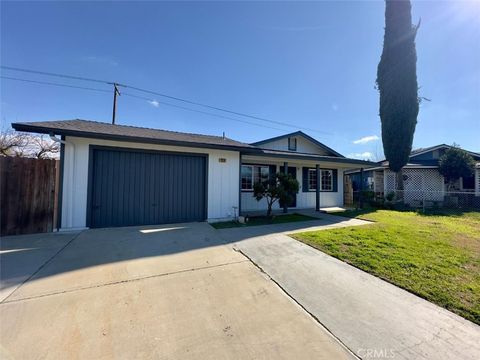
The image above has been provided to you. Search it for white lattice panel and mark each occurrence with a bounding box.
[384,169,445,204]
[403,169,444,204]
[404,169,424,204]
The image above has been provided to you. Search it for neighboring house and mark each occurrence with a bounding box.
[346,144,480,204]
[12,120,373,230]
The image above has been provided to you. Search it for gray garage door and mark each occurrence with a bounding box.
[88,147,207,228]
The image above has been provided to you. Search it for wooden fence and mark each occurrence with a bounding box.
[344,175,354,207]
[1,156,59,236]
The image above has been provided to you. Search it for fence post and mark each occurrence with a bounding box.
[422,173,426,213]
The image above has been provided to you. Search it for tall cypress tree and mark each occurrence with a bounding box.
[376,0,420,194]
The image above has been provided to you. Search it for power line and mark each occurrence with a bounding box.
[122,84,328,134]
[0,75,287,131]
[1,66,117,86]
[0,76,111,93]
[1,65,329,134]
[122,93,288,132]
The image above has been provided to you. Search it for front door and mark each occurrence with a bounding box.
[280,166,297,208]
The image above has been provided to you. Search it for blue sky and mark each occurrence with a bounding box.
[1,1,479,159]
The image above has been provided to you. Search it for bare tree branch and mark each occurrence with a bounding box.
[0,129,60,159]
[0,130,29,156]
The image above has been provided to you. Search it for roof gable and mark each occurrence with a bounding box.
[251,131,343,157]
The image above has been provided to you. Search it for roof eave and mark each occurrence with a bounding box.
[11,122,254,152]
[241,148,375,167]
[345,164,441,174]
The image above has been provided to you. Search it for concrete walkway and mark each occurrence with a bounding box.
[218,216,480,360]
[0,223,353,360]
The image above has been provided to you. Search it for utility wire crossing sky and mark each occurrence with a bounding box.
[1,1,479,160]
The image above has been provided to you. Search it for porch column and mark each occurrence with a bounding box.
[359,168,364,209]
[283,162,288,213]
[316,164,320,211]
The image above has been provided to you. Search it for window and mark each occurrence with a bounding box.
[241,165,270,191]
[255,166,270,185]
[241,166,253,190]
[308,169,317,191]
[321,170,333,191]
[288,137,297,151]
[307,169,333,191]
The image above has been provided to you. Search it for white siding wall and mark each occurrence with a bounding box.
[241,166,344,212]
[258,136,331,155]
[61,136,240,229]
[241,193,281,212]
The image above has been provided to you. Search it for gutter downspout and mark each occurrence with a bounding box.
[50,134,75,231]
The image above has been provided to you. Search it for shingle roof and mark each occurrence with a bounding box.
[12,119,254,150]
[410,144,480,159]
[11,119,378,166]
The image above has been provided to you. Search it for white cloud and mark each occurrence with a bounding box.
[353,135,379,145]
[347,152,375,160]
[148,100,159,108]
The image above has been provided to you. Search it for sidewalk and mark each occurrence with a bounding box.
[218,220,480,360]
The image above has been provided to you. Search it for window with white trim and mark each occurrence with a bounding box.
[321,169,333,191]
[241,165,253,191]
[241,165,270,191]
[307,169,333,191]
[308,169,317,191]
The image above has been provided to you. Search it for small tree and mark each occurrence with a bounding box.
[253,172,299,217]
[438,146,476,191]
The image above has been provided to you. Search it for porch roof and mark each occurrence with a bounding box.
[241,148,376,168]
[344,164,440,175]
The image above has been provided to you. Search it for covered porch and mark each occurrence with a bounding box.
[239,150,373,216]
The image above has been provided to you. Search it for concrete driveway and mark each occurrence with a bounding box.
[0,223,352,360]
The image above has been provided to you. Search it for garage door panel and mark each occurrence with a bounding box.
[89,148,206,228]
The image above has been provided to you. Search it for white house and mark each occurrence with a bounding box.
[13,119,373,230]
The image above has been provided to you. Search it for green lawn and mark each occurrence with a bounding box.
[210,213,317,229]
[292,209,480,324]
